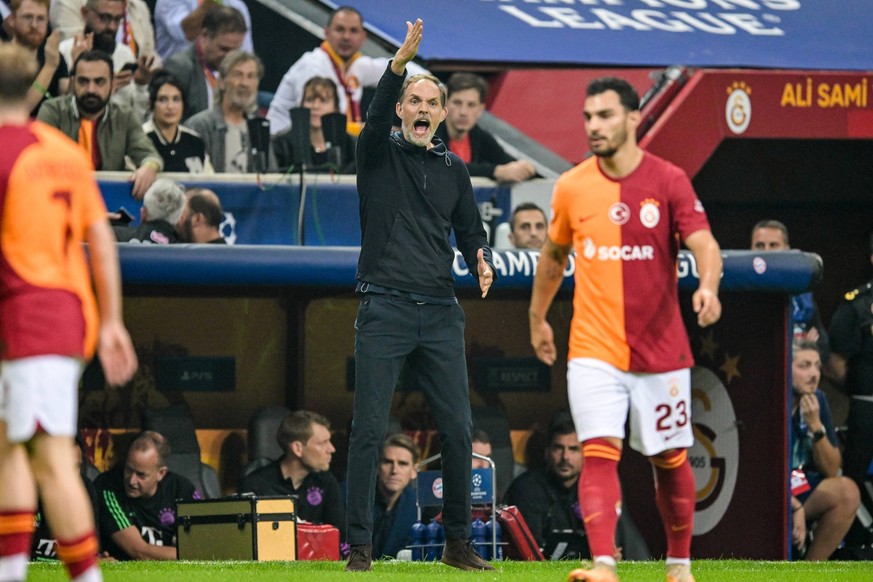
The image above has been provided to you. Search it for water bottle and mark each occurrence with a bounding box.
[485,517,502,561]
[409,520,425,561]
[424,519,441,561]
[471,518,486,560]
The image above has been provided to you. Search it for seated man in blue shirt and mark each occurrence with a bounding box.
[345,433,419,560]
[790,340,860,560]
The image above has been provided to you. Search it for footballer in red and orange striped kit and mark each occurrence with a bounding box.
[0,43,137,582]
[549,150,710,373]
[530,77,722,582]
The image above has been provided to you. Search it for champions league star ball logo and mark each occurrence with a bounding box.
[725,81,752,135]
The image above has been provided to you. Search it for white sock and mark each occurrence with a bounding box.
[0,553,28,582]
[666,557,691,567]
[72,564,103,582]
[593,555,617,569]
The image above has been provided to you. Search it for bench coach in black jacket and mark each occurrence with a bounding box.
[344,19,497,572]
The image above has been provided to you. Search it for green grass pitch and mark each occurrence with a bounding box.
[25,559,873,581]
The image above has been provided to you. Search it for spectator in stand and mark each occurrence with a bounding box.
[272,76,356,173]
[267,5,426,137]
[113,178,185,244]
[7,0,69,116]
[751,219,830,361]
[184,49,265,173]
[789,340,860,560]
[503,413,649,561]
[162,4,246,121]
[57,0,155,122]
[49,0,160,66]
[94,431,200,560]
[176,187,226,244]
[143,71,212,173]
[154,0,252,62]
[37,50,163,199]
[238,410,345,537]
[508,202,548,250]
[434,72,536,184]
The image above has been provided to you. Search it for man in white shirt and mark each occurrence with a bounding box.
[267,6,424,137]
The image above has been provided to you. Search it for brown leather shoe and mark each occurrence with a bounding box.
[441,538,495,571]
[345,544,372,572]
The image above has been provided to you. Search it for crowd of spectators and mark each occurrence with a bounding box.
[3,2,538,185]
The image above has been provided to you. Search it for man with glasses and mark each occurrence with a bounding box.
[50,0,159,67]
[6,0,69,116]
[57,0,154,121]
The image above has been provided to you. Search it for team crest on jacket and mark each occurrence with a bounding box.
[608,202,630,225]
[639,198,660,229]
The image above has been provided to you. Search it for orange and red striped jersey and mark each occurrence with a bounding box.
[549,152,710,373]
[0,121,107,360]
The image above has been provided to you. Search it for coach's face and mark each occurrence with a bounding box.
[546,432,582,487]
[124,446,167,499]
[397,78,446,149]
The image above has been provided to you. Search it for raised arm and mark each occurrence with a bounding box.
[390,19,422,76]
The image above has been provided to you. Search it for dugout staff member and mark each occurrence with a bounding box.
[344,19,496,573]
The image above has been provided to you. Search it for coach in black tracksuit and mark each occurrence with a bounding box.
[344,20,496,572]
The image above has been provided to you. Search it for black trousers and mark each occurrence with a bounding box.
[346,294,473,545]
[845,398,873,487]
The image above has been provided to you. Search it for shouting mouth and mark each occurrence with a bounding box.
[413,118,430,138]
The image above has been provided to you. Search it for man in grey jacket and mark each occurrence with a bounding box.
[162,4,246,121]
[37,49,161,199]
[184,49,266,173]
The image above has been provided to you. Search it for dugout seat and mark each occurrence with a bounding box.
[241,405,291,478]
[142,404,221,499]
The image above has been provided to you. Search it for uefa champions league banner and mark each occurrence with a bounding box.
[98,175,510,247]
[327,0,872,70]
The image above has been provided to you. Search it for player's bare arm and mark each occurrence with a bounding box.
[390,19,422,76]
[685,229,722,328]
[529,237,571,365]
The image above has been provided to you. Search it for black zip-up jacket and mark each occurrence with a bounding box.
[355,64,496,297]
